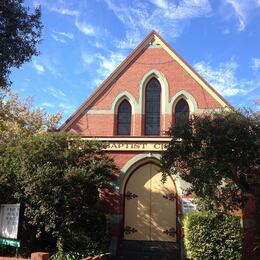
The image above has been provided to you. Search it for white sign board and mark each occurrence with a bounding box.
[0,204,20,239]
[182,198,197,213]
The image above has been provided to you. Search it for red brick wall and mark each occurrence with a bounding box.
[69,47,223,136]
[0,256,27,260]
[110,152,139,171]
[101,151,143,214]
[70,114,114,136]
[0,252,49,260]
[90,48,220,110]
[242,196,257,258]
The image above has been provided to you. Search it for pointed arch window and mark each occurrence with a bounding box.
[117,100,131,135]
[175,98,189,127]
[145,78,161,135]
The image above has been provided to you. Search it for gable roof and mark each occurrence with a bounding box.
[60,30,232,131]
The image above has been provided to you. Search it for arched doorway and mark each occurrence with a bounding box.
[123,162,177,242]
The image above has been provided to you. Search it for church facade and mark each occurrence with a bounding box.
[60,31,253,257]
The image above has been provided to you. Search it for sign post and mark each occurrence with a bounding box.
[0,204,21,248]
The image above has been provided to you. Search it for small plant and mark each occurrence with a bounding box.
[50,251,82,260]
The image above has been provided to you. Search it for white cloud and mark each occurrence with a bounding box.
[150,0,168,9]
[81,50,126,88]
[194,59,259,96]
[81,52,95,65]
[105,0,212,49]
[51,34,66,43]
[49,6,79,16]
[94,42,104,49]
[225,0,260,32]
[251,58,260,71]
[46,87,67,100]
[226,0,246,31]
[51,6,97,37]
[114,30,143,49]
[53,31,74,39]
[38,1,97,37]
[43,58,62,79]
[39,84,76,118]
[223,28,230,34]
[57,102,76,112]
[32,56,61,79]
[33,1,79,16]
[93,78,104,87]
[75,18,96,36]
[33,60,45,74]
[51,31,74,43]
[96,52,125,78]
[40,102,55,108]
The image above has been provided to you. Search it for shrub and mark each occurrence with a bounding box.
[50,251,80,260]
[183,211,242,260]
[0,132,116,254]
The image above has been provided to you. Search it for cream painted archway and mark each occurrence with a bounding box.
[111,92,137,135]
[170,90,197,114]
[118,153,188,197]
[119,154,161,195]
[112,91,138,115]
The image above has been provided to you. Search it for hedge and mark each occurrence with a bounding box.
[183,211,242,260]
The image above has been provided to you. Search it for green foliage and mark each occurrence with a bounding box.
[50,251,81,260]
[0,91,61,153]
[161,109,260,210]
[183,211,242,260]
[50,251,111,260]
[0,132,116,254]
[161,109,260,250]
[0,91,61,202]
[0,0,42,90]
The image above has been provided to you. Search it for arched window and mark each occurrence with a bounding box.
[145,78,161,135]
[175,98,189,127]
[117,100,131,135]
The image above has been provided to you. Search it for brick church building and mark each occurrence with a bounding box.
[60,31,254,258]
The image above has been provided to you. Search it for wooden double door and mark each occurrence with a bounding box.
[124,163,177,242]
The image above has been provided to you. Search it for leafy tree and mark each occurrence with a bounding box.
[161,109,260,250]
[0,0,42,90]
[0,132,116,255]
[0,91,61,152]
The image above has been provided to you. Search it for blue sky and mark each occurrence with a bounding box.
[11,0,260,122]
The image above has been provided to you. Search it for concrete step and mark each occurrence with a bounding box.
[115,240,179,260]
[113,255,179,260]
